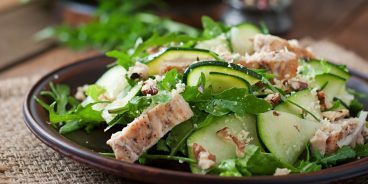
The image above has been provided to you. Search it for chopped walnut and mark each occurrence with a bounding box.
[322,109,350,122]
[141,78,158,96]
[283,79,308,92]
[192,143,216,170]
[317,90,332,111]
[265,93,281,106]
[216,127,251,157]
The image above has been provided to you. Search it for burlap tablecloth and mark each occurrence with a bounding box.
[0,40,367,184]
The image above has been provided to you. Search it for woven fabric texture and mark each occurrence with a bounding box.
[0,40,367,184]
[0,76,126,184]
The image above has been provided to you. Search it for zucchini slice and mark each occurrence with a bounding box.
[312,74,353,105]
[257,111,321,164]
[146,47,219,76]
[183,61,262,92]
[207,72,250,93]
[274,90,322,121]
[187,114,261,173]
[230,23,261,55]
[299,60,351,80]
[195,34,232,53]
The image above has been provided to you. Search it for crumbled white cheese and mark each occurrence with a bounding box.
[273,168,291,176]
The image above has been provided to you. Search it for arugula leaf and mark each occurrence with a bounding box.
[59,121,82,135]
[157,69,182,91]
[354,144,368,157]
[42,83,71,114]
[49,102,105,123]
[132,33,197,58]
[156,139,170,152]
[296,160,322,173]
[45,0,198,51]
[217,159,243,177]
[201,16,226,39]
[85,84,106,101]
[236,145,295,175]
[315,146,356,167]
[106,50,134,70]
[185,87,271,116]
[151,90,172,104]
[215,145,294,176]
[349,99,364,116]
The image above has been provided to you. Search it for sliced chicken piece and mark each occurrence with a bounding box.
[322,109,350,122]
[234,34,315,79]
[107,93,194,162]
[252,34,315,59]
[310,116,366,155]
[235,50,299,79]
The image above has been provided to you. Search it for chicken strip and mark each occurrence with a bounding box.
[106,93,194,162]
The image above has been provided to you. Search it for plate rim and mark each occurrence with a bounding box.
[22,55,368,184]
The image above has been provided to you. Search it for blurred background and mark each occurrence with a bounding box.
[0,0,367,79]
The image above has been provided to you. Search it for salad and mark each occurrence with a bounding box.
[36,17,368,177]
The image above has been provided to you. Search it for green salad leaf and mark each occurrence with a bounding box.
[86,84,106,101]
[215,145,294,176]
[49,102,105,123]
[201,16,228,39]
[184,87,271,116]
[314,146,357,167]
[355,144,368,157]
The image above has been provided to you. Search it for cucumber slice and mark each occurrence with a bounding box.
[308,60,350,80]
[257,111,321,164]
[274,90,322,121]
[146,47,219,76]
[183,61,261,92]
[82,66,128,108]
[207,72,250,93]
[195,34,231,53]
[187,114,261,173]
[230,23,261,55]
[101,82,143,123]
[313,74,353,105]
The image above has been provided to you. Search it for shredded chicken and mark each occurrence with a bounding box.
[310,116,366,155]
[252,34,315,59]
[322,109,350,122]
[233,34,315,79]
[192,143,216,170]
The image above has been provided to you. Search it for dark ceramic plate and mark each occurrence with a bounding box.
[23,55,368,184]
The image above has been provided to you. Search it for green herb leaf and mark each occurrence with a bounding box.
[186,87,271,116]
[49,102,105,123]
[296,160,322,173]
[201,16,226,39]
[86,84,106,101]
[157,69,182,91]
[236,145,295,175]
[106,50,134,70]
[316,146,356,167]
[355,144,368,157]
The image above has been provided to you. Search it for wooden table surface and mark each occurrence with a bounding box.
[0,0,367,80]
